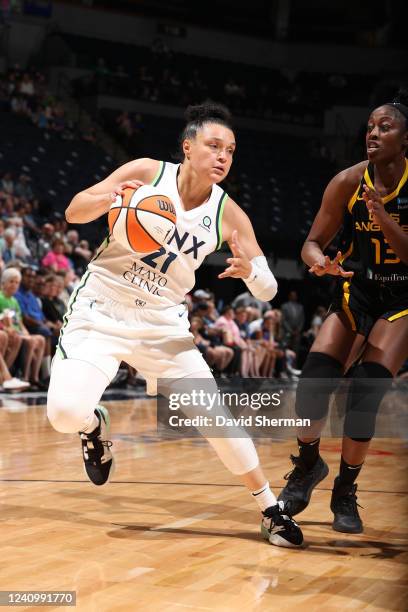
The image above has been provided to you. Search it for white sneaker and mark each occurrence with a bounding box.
[287,365,302,376]
[3,378,30,391]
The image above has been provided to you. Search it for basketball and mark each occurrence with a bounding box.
[108,185,176,252]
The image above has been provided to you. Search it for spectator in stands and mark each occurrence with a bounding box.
[56,268,76,308]
[20,200,40,239]
[191,288,211,309]
[216,305,255,376]
[65,230,92,273]
[14,267,52,338]
[235,306,266,377]
[36,105,49,130]
[41,237,71,272]
[1,171,14,195]
[36,223,54,260]
[41,274,65,324]
[19,73,35,97]
[0,271,24,375]
[0,219,5,253]
[51,215,68,239]
[14,173,34,200]
[0,268,46,389]
[253,311,279,377]
[6,217,30,261]
[281,290,305,356]
[190,316,233,374]
[0,329,30,391]
[1,228,17,264]
[231,290,271,320]
[298,305,327,367]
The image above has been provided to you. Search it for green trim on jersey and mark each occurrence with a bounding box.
[92,235,110,261]
[216,191,228,250]
[58,270,91,358]
[152,161,166,186]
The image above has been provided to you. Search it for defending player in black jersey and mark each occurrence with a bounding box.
[278,92,408,534]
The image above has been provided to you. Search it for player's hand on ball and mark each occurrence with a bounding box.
[109,180,145,202]
[219,230,252,280]
[309,251,354,278]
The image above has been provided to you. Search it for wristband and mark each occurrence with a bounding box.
[244,256,278,301]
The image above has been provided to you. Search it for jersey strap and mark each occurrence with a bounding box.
[365,159,408,204]
[216,191,228,250]
[151,161,166,187]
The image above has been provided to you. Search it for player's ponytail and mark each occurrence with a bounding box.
[178,101,234,158]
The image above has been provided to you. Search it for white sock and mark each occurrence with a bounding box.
[251,482,277,512]
[80,412,99,434]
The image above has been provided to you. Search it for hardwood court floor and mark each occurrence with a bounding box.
[0,395,407,611]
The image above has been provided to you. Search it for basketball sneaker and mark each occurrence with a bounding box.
[330,477,363,533]
[278,454,329,516]
[79,405,114,486]
[261,501,303,547]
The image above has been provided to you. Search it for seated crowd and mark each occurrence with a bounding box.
[186,288,324,380]
[0,165,92,391]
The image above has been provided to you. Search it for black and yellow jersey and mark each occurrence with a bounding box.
[339,159,408,286]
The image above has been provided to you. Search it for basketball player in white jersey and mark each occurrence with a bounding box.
[47,102,303,547]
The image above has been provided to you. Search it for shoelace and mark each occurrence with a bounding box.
[336,490,363,514]
[283,455,308,482]
[264,504,297,531]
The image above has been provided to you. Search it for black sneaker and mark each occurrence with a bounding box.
[278,454,329,516]
[79,405,114,486]
[261,501,303,548]
[330,477,363,534]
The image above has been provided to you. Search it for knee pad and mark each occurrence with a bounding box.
[295,352,343,420]
[207,436,259,475]
[47,357,109,433]
[344,362,393,441]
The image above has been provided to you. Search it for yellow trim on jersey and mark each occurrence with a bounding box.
[339,240,353,264]
[342,281,356,331]
[365,158,408,204]
[387,308,408,322]
[347,184,360,213]
[364,166,374,190]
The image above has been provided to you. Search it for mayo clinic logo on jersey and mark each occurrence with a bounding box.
[397,197,408,211]
[199,215,212,233]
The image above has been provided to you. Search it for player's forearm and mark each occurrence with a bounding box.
[301,240,326,268]
[65,191,113,224]
[379,215,408,264]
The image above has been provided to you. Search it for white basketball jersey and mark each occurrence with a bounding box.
[87,161,228,308]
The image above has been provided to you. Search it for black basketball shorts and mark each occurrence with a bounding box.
[329,278,408,337]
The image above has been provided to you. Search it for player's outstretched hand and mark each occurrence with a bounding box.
[218,230,252,280]
[309,251,354,278]
[362,184,384,225]
[109,180,145,202]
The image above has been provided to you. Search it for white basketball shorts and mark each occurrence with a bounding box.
[56,274,210,389]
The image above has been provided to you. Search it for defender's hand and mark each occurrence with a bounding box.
[363,184,385,225]
[309,251,354,278]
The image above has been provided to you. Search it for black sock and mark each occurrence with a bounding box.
[297,437,320,470]
[338,455,363,486]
